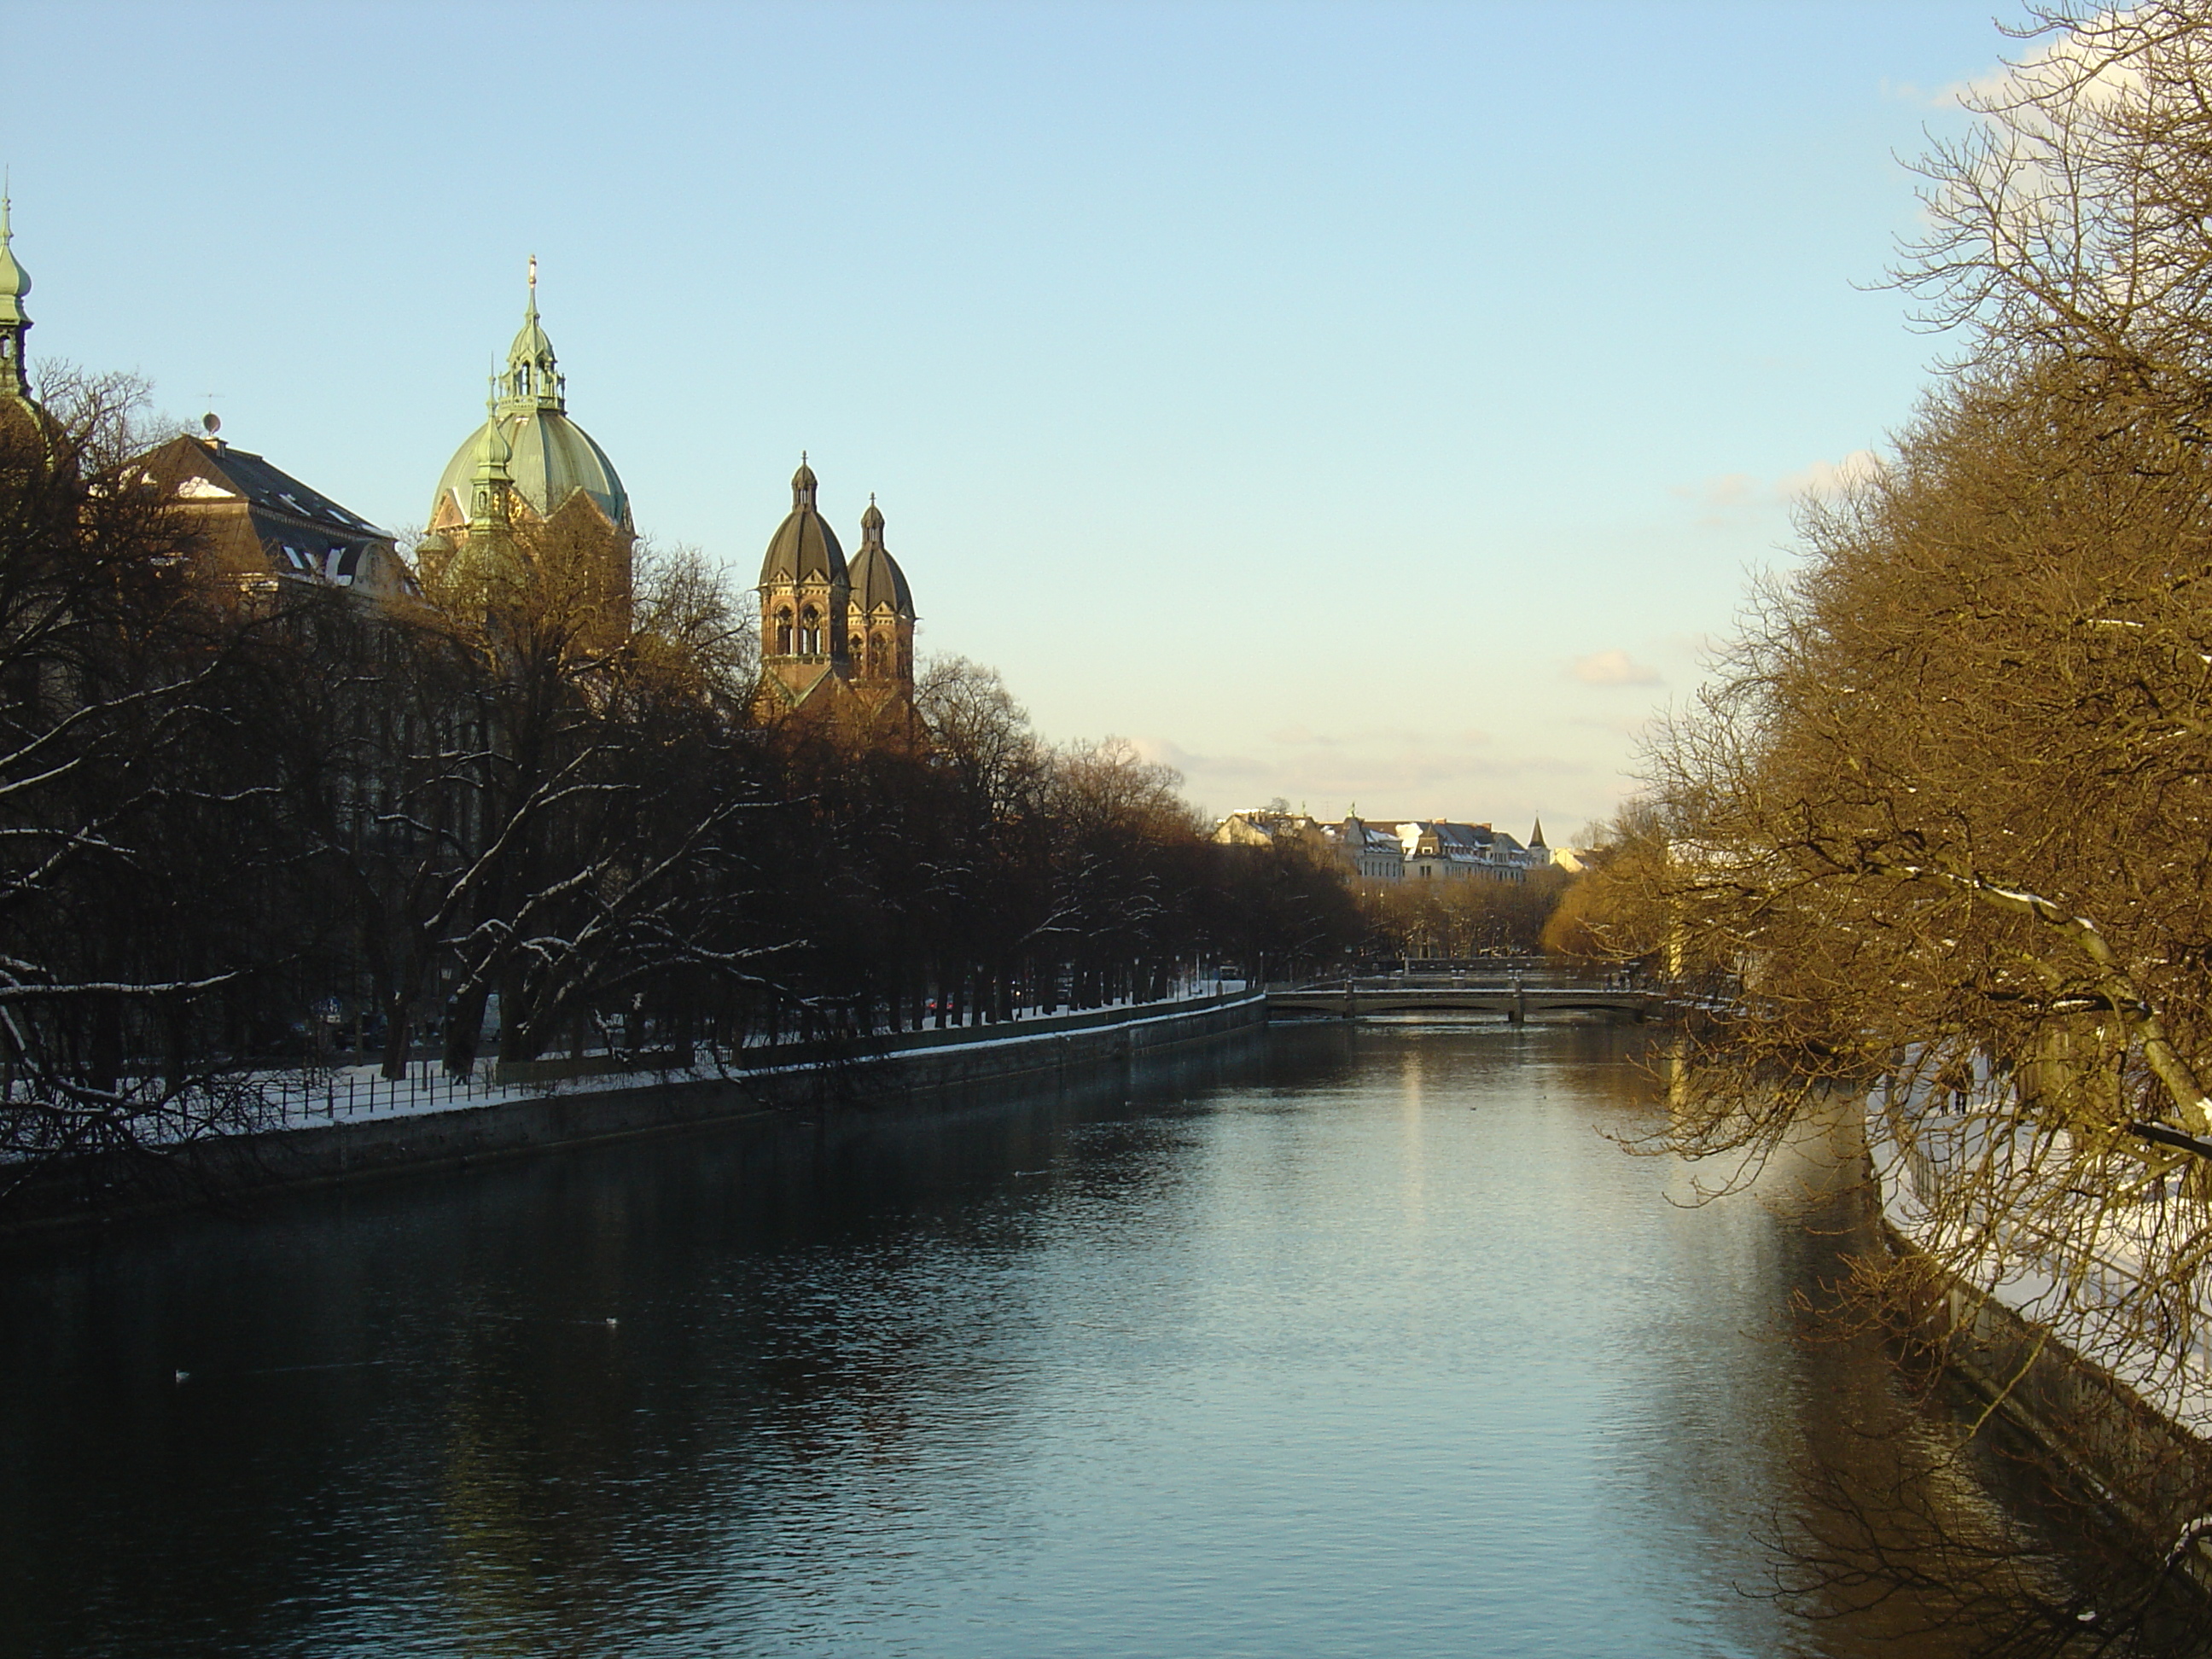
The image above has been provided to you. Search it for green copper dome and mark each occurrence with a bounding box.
[428,268,630,533]
[433,409,629,530]
[0,190,29,329]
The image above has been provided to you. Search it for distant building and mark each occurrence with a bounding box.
[1388,820,1540,884]
[1322,815,1406,882]
[1212,809,1551,885]
[1214,806,1322,851]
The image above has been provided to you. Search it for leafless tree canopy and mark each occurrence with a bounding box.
[1604,7,2212,1644]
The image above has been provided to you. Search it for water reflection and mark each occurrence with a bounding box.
[0,1026,2068,1656]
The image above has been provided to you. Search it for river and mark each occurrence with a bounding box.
[0,1024,2074,1656]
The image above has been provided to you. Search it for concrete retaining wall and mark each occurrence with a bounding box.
[0,993,1268,1237]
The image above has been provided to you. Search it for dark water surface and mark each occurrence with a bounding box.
[0,1026,2024,1656]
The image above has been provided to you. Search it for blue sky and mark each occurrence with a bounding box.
[5,1,2015,835]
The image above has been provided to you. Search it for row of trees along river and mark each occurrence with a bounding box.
[1555,9,2212,1646]
[0,376,1463,1209]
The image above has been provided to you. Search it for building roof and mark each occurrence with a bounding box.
[1392,820,1529,859]
[847,497,914,618]
[760,458,847,588]
[135,434,412,596]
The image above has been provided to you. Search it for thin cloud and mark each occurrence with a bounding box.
[1676,450,1885,519]
[1776,449,1885,502]
[1569,649,1662,687]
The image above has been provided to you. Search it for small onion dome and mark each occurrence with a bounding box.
[847,497,914,618]
[760,457,846,586]
[0,194,29,328]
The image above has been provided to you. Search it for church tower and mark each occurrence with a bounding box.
[0,187,37,422]
[845,494,917,702]
[756,457,852,708]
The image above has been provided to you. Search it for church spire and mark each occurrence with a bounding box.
[0,181,32,403]
[792,452,819,511]
[498,254,563,415]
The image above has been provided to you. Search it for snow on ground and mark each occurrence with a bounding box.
[176,983,1257,1141]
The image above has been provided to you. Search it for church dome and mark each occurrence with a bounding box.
[431,409,629,530]
[427,266,630,534]
[759,457,846,586]
[847,497,914,617]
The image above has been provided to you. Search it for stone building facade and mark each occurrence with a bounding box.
[754,458,918,724]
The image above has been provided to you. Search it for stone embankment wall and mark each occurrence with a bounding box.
[0,993,1267,1237]
[1883,1220,2212,1598]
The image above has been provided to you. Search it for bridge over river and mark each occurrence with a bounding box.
[1268,973,1663,1023]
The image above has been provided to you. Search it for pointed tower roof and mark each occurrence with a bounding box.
[1529,816,1547,849]
[847,492,915,618]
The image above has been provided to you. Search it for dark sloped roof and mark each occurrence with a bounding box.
[760,506,847,587]
[134,435,412,596]
[847,541,913,618]
[186,440,389,539]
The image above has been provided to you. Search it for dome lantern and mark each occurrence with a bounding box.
[498,255,565,413]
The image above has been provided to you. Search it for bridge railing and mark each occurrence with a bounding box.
[1291,967,1648,992]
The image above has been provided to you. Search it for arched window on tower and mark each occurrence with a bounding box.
[774,609,794,655]
[849,633,864,665]
[800,607,820,655]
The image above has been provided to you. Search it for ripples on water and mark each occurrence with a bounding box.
[0,1026,2049,1656]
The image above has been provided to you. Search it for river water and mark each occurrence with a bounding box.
[0,1025,2060,1656]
